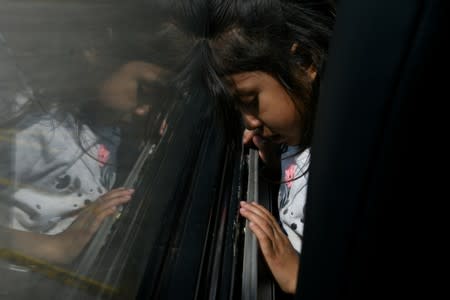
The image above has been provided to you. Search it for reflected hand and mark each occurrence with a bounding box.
[51,187,134,264]
[240,201,299,294]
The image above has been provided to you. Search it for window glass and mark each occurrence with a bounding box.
[0,1,227,299]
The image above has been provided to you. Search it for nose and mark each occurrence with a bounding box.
[241,111,262,130]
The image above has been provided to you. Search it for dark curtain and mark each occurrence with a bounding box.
[297,1,449,299]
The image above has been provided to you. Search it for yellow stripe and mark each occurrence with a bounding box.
[0,249,118,296]
[0,177,13,186]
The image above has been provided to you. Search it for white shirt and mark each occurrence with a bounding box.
[0,112,118,234]
[278,147,310,253]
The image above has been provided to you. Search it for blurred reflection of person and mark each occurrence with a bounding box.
[0,32,33,125]
[0,60,168,265]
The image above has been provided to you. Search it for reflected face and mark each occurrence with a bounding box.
[230,71,303,146]
[98,61,166,123]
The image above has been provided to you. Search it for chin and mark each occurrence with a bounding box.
[284,138,302,146]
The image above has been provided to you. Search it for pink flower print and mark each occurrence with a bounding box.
[98,144,110,167]
[284,164,297,188]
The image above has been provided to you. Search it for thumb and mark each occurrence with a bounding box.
[253,135,270,163]
[253,134,267,148]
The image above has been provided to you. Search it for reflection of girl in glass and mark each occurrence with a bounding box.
[0,61,167,265]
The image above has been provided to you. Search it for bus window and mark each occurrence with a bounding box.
[0,1,209,299]
[1,1,255,300]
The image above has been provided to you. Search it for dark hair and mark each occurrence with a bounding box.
[172,0,335,147]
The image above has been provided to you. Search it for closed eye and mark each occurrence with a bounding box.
[237,95,258,111]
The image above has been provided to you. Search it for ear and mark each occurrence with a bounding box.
[290,42,299,54]
[291,42,317,81]
[306,64,317,81]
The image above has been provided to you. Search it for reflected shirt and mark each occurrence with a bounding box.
[0,111,120,234]
[278,147,310,253]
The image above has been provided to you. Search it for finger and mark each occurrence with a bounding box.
[103,187,133,195]
[248,221,275,259]
[242,202,285,236]
[241,201,285,241]
[96,187,127,199]
[93,193,132,213]
[252,135,276,164]
[242,129,257,145]
[88,206,118,235]
[252,134,268,149]
[96,195,131,212]
[240,205,276,240]
[243,202,272,217]
[98,188,134,203]
[249,202,279,225]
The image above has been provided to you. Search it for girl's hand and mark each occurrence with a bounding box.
[51,187,134,264]
[240,201,299,294]
[243,129,280,173]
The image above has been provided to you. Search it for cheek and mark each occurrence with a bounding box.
[271,100,304,144]
[286,110,305,145]
[279,111,301,135]
[263,93,300,128]
[99,80,138,111]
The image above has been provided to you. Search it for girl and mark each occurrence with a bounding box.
[0,60,167,265]
[172,0,335,294]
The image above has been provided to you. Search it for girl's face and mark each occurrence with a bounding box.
[230,71,303,146]
[98,61,166,123]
